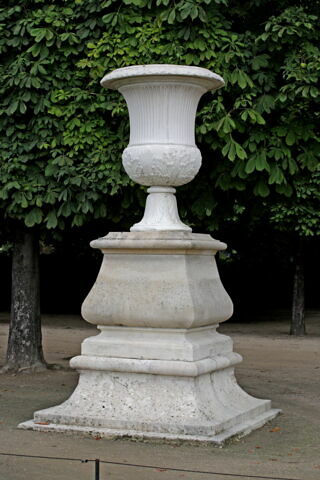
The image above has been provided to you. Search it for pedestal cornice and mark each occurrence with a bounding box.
[91,231,227,254]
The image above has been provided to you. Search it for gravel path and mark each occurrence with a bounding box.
[0,312,319,480]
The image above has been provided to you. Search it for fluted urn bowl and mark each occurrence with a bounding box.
[101,65,224,186]
[101,65,224,231]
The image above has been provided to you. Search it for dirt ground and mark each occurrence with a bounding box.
[0,311,319,480]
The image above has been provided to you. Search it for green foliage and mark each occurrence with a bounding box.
[0,0,129,230]
[0,0,319,237]
[269,170,320,237]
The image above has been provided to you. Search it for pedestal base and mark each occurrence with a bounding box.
[19,232,280,443]
[20,402,279,446]
[19,327,280,444]
[20,410,280,444]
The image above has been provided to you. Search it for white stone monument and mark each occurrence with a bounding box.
[20,65,279,443]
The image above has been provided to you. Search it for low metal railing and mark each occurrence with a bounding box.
[0,452,304,480]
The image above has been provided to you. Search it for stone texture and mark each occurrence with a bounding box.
[131,187,192,232]
[20,232,279,442]
[100,64,224,91]
[23,369,277,442]
[19,65,280,443]
[102,65,224,231]
[122,145,201,187]
[82,232,233,329]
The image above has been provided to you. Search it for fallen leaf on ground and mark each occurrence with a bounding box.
[155,469,167,472]
[270,427,281,432]
[35,421,49,425]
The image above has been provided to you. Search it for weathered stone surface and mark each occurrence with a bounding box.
[102,65,224,231]
[20,232,279,442]
[19,65,279,443]
[82,232,233,329]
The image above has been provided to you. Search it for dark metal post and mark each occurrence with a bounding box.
[95,459,100,480]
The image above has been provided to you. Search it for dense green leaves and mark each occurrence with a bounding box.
[0,0,129,230]
[0,0,319,237]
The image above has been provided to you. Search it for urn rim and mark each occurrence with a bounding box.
[101,64,224,91]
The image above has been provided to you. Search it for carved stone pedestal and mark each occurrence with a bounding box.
[19,232,279,442]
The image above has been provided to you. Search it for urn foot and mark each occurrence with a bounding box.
[131,187,191,232]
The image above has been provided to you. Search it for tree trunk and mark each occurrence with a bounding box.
[290,239,306,336]
[2,228,46,372]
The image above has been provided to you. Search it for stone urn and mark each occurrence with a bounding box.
[20,65,279,443]
[101,64,224,231]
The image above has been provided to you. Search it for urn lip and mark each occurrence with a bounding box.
[101,64,224,91]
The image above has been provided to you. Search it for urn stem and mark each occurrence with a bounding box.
[131,187,191,232]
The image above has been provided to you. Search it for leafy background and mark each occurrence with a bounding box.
[0,0,319,315]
